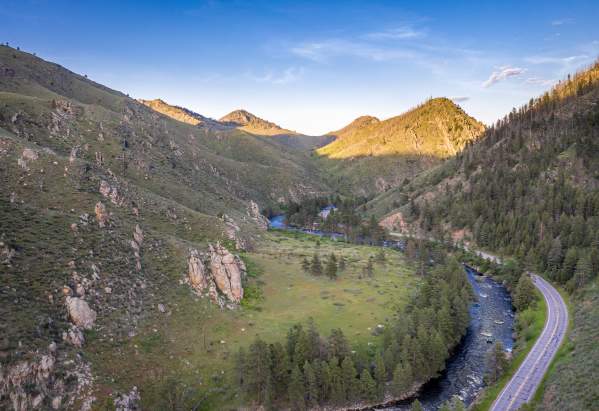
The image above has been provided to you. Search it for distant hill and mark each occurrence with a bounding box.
[138,98,225,129]
[316,98,484,194]
[219,109,295,136]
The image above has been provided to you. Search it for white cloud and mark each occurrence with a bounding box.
[482,66,526,88]
[248,67,304,85]
[365,25,426,40]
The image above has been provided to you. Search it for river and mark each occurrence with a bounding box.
[268,215,515,410]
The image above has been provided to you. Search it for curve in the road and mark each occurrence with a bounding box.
[490,274,568,411]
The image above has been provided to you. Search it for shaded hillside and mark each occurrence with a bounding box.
[371,60,599,411]
[0,45,330,408]
[316,98,484,195]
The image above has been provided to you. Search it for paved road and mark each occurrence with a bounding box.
[490,274,568,411]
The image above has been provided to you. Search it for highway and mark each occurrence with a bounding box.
[490,274,568,411]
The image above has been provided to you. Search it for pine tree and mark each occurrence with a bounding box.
[392,362,412,396]
[311,253,322,276]
[301,256,310,273]
[329,357,345,405]
[304,361,319,408]
[360,368,378,402]
[373,351,387,399]
[486,342,508,383]
[326,255,338,279]
[341,356,358,402]
[514,273,536,311]
[288,364,306,410]
[410,399,424,411]
[338,255,346,271]
[269,342,289,397]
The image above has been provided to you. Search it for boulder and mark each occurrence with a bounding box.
[94,202,108,227]
[65,297,96,330]
[209,243,245,303]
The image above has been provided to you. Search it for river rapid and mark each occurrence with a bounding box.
[268,215,515,410]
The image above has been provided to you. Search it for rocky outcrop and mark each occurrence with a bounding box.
[94,202,108,227]
[0,353,56,411]
[65,297,96,330]
[17,148,38,170]
[248,200,269,230]
[114,387,140,411]
[222,215,246,250]
[62,325,85,348]
[188,249,208,293]
[186,244,246,307]
[99,180,123,206]
[131,225,143,271]
[209,243,245,304]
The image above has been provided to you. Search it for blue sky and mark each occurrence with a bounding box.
[2,0,599,134]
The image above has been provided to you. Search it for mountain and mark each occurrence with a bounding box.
[138,98,225,129]
[316,98,485,194]
[0,45,332,408]
[220,109,296,136]
[370,60,599,411]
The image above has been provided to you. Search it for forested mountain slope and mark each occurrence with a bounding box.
[316,98,484,195]
[371,60,599,411]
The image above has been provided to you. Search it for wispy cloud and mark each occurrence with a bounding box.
[365,25,426,40]
[525,77,556,86]
[525,54,588,65]
[449,96,470,103]
[248,67,304,84]
[291,40,415,62]
[482,66,526,88]
[551,18,574,26]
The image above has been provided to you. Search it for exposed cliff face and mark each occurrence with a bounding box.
[187,244,246,308]
[248,200,269,231]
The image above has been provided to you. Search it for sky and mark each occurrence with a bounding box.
[2,0,599,135]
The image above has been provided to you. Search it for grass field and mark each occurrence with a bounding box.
[85,230,419,409]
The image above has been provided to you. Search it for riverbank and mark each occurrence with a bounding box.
[470,290,547,411]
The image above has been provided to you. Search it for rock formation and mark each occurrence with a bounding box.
[131,225,143,271]
[209,243,245,303]
[94,202,108,227]
[114,387,140,411]
[65,297,96,330]
[248,200,269,230]
[186,244,246,307]
[188,248,208,293]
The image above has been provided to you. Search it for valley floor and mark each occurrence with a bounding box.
[86,231,418,409]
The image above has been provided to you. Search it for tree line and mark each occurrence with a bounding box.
[234,257,471,409]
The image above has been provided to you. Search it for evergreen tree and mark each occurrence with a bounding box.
[329,357,345,405]
[328,329,350,361]
[341,356,358,402]
[304,361,319,408]
[326,255,338,280]
[311,253,322,276]
[338,255,347,271]
[269,342,289,398]
[486,342,509,383]
[392,362,413,396]
[373,351,387,399]
[288,365,306,410]
[514,273,536,311]
[410,399,424,411]
[301,256,310,273]
[360,368,378,402]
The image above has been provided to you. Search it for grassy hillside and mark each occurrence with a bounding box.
[315,97,484,195]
